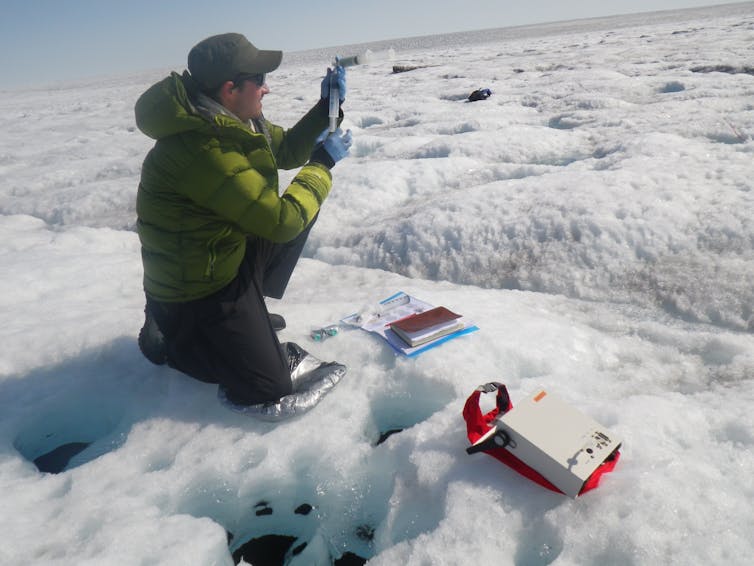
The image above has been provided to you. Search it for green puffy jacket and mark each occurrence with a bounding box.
[135,71,333,302]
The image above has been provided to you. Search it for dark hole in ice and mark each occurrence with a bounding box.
[33,441,91,474]
[294,503,313,515]
[229,501,368,565]
[334,552,368,565]
[232,534,296,565]
[230,534,367,565]
[255,501,274,516]
[375,428,404,446]
[291,542,307,556]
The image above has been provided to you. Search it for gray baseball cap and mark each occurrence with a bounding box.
[188,33,282,91]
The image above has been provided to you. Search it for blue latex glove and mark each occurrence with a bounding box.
[320,65,346,103]
[310,128,352,168]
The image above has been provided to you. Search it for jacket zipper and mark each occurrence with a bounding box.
[205,227,232,278]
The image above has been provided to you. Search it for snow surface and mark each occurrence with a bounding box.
[1,3,753,565]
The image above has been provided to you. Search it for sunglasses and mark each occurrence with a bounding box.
[233,73,266,88]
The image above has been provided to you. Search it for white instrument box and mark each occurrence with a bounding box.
[476,389,622,497]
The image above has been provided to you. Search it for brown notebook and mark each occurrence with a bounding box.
[391,306,461,333]
[389,306,463,347]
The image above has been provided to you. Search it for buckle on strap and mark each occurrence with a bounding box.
[476,382,511,413]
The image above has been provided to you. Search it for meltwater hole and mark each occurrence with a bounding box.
[368,376,456,446]
[228,500,369,565]
[33,441,92,474]
[14,395,125,474]
[375,428,404,446]
[231,534,368,565]
[232,534,297,565]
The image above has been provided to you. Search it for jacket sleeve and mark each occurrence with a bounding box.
[266,99,340,169]
[176,136,333,243]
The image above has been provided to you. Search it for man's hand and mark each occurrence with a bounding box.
[310,128,353,168]
[320,65,346,103]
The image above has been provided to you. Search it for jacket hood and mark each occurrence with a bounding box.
[135,71,210,140]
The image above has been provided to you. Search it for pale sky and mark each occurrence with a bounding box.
[0,0,742,89]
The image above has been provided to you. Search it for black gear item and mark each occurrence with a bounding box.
[269,313,286,331]
[138,307,167,365]
[468,88,492,102]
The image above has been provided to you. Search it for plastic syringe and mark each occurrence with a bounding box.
[327,67,341,133]
[328,49,395,132]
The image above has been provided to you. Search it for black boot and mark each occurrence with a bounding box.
[138,307,167,365]
[269,313,286,331]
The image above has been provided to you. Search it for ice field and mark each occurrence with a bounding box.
[0,3,753,564]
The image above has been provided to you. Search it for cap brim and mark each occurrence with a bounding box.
[255,49,283,74]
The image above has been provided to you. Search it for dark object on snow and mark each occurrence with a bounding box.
[392,65,422,73]
[468,88,492,102]
[690,64,754,76]
[392,64,439,74]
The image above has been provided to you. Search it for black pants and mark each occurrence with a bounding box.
[146,218,316,405]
